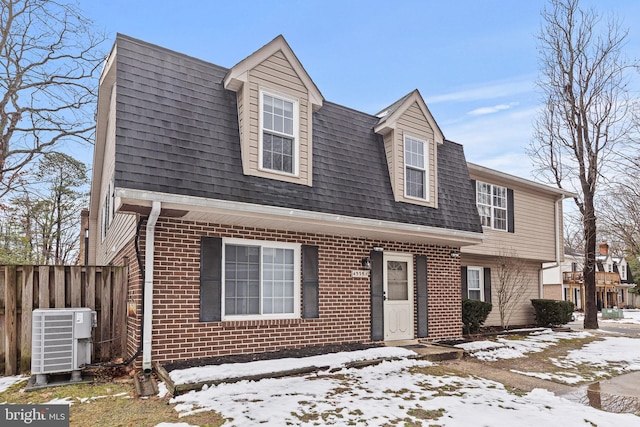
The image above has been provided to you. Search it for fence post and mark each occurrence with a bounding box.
[4,266,17,375]
[38,266,50,308]
[20,266,34,373]
[100,267,112,361]
[54,266,65,308]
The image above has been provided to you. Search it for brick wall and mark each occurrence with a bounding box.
[119,217,463,366]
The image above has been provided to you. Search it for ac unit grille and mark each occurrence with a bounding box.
[32,311,75,374]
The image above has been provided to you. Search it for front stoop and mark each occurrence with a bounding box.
[385,340,464,362]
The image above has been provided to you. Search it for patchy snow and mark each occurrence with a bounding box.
[166,357,640,426]
[574,309,640,325]
[169,346,416,385]
[456,329,593,362]
[563,336,640,371]
[0,375,27,393]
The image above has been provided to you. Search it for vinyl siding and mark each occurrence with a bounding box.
[462,255,541,327]
[463,172,560,262]
[385,101,438,208]
[242,50,312,185]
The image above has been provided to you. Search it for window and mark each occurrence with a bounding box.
[261,91,298,174]
[223,239,300,319]
[100,180,115,242]
[404,135,428,199]
[466,267,483,301]
[476,181,507,231]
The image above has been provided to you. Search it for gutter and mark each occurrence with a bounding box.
[142,201,161,375]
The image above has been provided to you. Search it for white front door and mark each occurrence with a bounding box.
[383,253,414,341]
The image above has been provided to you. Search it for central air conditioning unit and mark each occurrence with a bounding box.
[31,308,97,385]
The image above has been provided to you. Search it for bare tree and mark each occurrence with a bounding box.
[529,0,638,329]
[495,249,532,329]
[0,0,106,197]
[597,167,640,256]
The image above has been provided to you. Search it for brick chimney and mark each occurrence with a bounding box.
[79,208,89,265]
[599,241,609,256]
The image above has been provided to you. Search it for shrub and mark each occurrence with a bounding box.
[531,299,574,327]
[462,299,492,334]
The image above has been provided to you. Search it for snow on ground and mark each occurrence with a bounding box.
[169,346,416,385]
[159,320,640,426]
[0,375,27,394]
[574,309,640,325]
[455,329,593,362]
[167,357,640,426]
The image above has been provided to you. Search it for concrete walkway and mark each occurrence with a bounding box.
[441,358,575,395]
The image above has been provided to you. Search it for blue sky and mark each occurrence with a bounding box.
[79,0,640,180]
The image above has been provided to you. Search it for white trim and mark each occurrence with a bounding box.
[221,237,301,321]
[466,266,484,301]
[403,134,429,202]
[258,88,300,177]
[116,188,485,246]
[476,180,507,231]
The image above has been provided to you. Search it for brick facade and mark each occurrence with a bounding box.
[119,217,463,366]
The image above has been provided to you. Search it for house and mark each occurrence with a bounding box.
[88,34,486,370]
[461,164,573,327]
[543,241,635,309]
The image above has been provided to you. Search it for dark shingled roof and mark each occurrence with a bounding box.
[112,34,482,234]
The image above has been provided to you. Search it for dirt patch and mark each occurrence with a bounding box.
[163,342,383,372]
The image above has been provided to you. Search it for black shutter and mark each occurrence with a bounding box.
[507,188,515,233]
[302,245,319,318]
[200,236,222,322]
[370,250,384,341]
[461,266,468,299]
[416,255,428,338]
[470,179,477,198]
[484,267,492,304]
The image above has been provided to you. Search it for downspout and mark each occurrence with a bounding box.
[142,201,161,375]
[540,196,564,298]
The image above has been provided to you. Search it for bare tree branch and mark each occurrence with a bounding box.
[0,0,106,197]
[529,0,638,329]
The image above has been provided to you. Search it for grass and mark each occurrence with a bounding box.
[0,377,225,427]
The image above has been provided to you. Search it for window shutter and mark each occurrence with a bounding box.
[416,255,428,338]
[200,236,222,322]
[483,267,492,304]
[507,188,515,233]
[461,266,468,299]
[302,245,319,318]
[470,179,477,198]
[370,250,384,341]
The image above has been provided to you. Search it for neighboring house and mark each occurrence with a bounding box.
[461,164,573,327]
[543,241,635,309]
[88,34,486,369]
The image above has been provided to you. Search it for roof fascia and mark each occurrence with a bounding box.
[116,187,484,247]
[223,35,323,110]
[467,162,577,199]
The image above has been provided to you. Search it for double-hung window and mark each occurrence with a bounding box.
[476,181,507,231]
[223,239,300,319]
[404,135,428,200]
[466,267,483,301]
[261,91,298,175]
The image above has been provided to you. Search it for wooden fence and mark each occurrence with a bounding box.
[0,265,128,375]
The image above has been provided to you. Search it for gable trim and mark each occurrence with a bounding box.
[374,90,444,145]
[223,35,323,110]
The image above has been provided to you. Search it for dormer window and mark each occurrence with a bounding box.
[404,135,428,200]
[260,90,299,175]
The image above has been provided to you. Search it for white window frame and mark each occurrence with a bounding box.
[222,238,301,321]
[467,266,484,301]
[258,89,300,176]
[403,134,429,201]
[476,181,508,231]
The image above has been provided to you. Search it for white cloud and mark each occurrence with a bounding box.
[468,102,519,116]
[426,75,536,104]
